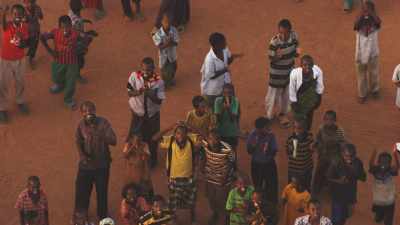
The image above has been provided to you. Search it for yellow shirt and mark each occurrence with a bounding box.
[160,134,199,178]
[185,110,215,135]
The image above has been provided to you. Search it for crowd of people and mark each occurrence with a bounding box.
[3,0,400,225]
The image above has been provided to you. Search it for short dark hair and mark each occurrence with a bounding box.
[301,55,314,66]
[324,110,337,121]
[80,101,96,112]
[209,32,226,49]
[255,117,270,129]
[174,124,188,135]
[192,95,206,108]
[59,15,72,27]
[278,19,292,31]
[121,183,138,199]
[308,198,321,207]
[342,143,357,156]
[12,4,25,15]
[294,119,307,130]
[142,57,154,66]
[27,176,40,185]
[378,152,392,162]
[152,194,166,205]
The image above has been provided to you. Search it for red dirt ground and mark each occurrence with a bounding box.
[1,0,400,224]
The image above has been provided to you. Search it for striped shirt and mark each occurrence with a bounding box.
[203,141,235,186]
[42,28,79,65]
[314,125,345,159]
[268,31,299,88]
[286,132,314,175]
[15,189,48,225]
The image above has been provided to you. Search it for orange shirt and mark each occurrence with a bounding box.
[1,22,29,60]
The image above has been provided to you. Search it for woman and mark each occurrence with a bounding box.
[281,176,311,225]
[120,183,150,225]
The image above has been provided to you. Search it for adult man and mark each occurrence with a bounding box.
[294,199,332,225]
[74,101,117,219]
[354,1,381,104]
[289,55,324,131]
[15,176,49,225]
[0,4,30,122]
[153,123,200,225]
[126,57,165,168]
[201,129,235,225]
[41,15,80,110]
[246,117,278,204]
[265,19,299,127]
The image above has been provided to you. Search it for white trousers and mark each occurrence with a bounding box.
[265,86,289,119]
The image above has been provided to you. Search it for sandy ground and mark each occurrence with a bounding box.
[1,0,400,224]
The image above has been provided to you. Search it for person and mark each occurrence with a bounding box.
[369,149,399,225]
[152,14,179,88]
[0,4,30,123]
[120,183,151,225]
[201,129,236,225]
[185,95,215,136]
[69,0,99,84]
[246,117,278,204]
[286,119,314,191]
[247,191,278,225]
[200,32,242,108]
[139,195,174,225]
[122,134,154,200]
[23,0,43,69]
[226,174,255,225]
[281,176,311,225]
[313,110,345,194]
[391,64,400,109]
[214,83,240,150]
[294,199,332,225]
[153,123,200,224]
[265,19,299,127]
[173,0,190,32]
[289,55,324,131]
[327,143,366,225]
[81,0,105,20]
[126,57,166,168]
[74,101,117,219]
[15,176,49,225]
[354,1,381,104]
[41,15,80,110]
[121,0,144,21]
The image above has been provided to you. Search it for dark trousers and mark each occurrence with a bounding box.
[27,35,40,59]
[127,111,160,167]
[288,168,313,192]
[305,110,314,131]
[373,204,395,225]
[331,201,350,225]
[313,157,330,194]
[121,0,141,17]
[251,160,278,203]
[173,0,190,26]
[74,167,110,219]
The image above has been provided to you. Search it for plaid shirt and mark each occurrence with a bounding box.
[42,28,79,65]
[15,189,49,225]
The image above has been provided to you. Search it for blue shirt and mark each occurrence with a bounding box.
[246,129,277,163]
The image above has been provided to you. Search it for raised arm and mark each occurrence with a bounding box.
[152,123,176,142]
[2,6,9,31]
[40,31,57,58]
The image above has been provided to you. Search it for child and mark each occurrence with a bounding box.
[200,32,242,108]
[152,14,179,88]
[286,119,314,191]
[186,95,215,137]
[392,64,400,109]
[226,174,255,225]
[122,0,144,22]
[214,83,240,150]
[123,134,154,200]
[313,110,345,194]
[23,0,43,69]
[281,176,311,225]
[139,195,174,225]
[69,0,98,84]
[369,149,399,225]
[327,143,366,225]
[247,191,278,225]
[120,183,151,225]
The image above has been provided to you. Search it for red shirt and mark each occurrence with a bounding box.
[15,189,49,225]
[42,28,79,65]
[1,22,29,60]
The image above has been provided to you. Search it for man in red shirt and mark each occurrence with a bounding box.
[41,15,80,110]
[0,4,30,123]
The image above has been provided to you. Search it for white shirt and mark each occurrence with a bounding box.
[152,26,179,68]
[200,48,232,96]
[294,215,332,225]
[289,65,324,103]
[355,30,379,64]
[127,71,166,117]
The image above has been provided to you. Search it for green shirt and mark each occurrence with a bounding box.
[214,96,240,137]
[226,186,255,225]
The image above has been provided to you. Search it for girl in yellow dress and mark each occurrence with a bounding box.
[281,176,311,225]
